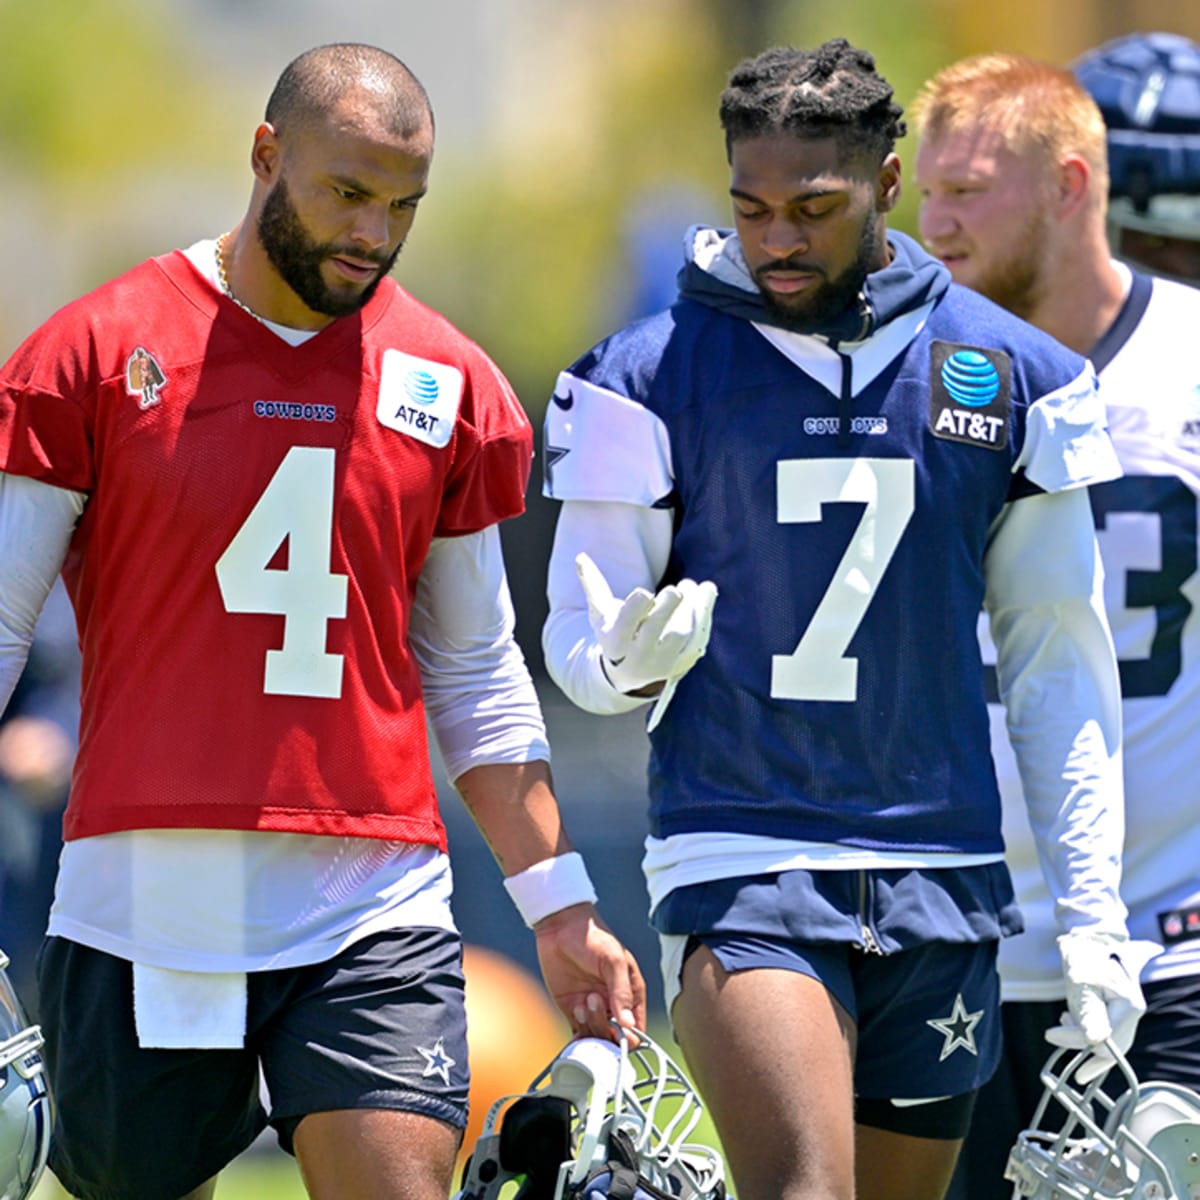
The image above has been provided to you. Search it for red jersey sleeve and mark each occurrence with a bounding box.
[435,349,533,537]
[0,304,98,491]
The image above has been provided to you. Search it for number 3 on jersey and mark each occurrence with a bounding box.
[771,457,915,702]
[215,445,348,698]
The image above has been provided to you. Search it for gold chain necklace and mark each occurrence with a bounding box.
[214,233,268,325]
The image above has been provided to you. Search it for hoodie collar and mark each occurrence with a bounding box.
[677,225,950,343]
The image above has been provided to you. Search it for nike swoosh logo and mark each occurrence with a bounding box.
[552,389,574,411]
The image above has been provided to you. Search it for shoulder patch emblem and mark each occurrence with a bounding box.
[929,341,1010,451]
[377,349,463,449]
[125,346,167,410]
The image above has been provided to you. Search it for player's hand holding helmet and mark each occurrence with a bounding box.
[1006,1040,1200,1199]
[576,552,717,731]
[0,949,52,1200]
[455,1022,727,1200]
[1046,930,1160,1084]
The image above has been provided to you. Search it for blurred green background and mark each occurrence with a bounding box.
[11,0,1200,1195]
[6,0,1200,416]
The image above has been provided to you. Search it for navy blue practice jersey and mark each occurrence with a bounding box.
[544,278,1116,857]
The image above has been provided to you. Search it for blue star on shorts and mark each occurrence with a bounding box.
[925,993,984,1062]
[417,1037,456,1086]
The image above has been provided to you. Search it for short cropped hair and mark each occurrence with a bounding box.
[265,43,433,141]
[719,39,906,164]
[909,53,1108,196]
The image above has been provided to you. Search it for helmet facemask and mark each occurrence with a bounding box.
[0,950,52,1200]
[455,1024,727,1200]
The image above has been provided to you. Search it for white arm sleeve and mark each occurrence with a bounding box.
[409,526,549,782]
[1012,364,1122,493]
[985,487,1127,938]
[542,498,675,714]
[0,472,85,715]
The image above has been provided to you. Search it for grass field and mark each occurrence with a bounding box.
[30,1151,308,1200]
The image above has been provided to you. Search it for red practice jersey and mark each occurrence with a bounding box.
[0,252,532,846]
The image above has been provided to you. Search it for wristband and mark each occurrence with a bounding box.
[503,852,597,928]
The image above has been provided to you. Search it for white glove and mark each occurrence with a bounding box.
[1044,930,1161,1083]
[575,552,717,730]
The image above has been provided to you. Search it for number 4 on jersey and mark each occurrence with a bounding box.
[215,445,348,698]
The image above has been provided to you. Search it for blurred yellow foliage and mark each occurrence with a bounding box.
[0,0,225,178]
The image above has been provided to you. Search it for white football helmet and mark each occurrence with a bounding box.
[1005,1042,1200,1199]
[455,1024,727,1200]
[0,949,52,1200]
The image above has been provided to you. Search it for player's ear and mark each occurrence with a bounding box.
[250,122,282,185]
[877,152,902,213]
[1056,154,1091,220]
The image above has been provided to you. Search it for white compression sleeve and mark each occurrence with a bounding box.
[409,526,549,781]
[985,487,1126,938]
[0,472,85,715]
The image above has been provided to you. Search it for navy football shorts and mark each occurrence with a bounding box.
[37,928,469,1200]
[684,931,997,1135]
[658,867,1010,1137]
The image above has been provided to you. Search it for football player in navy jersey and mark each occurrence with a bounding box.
[912,37,1200,1200]
[541,38,1149,1200]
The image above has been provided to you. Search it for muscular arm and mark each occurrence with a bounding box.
[410,528,646,1035]
[408,528,568,869]
[0,472,85,715]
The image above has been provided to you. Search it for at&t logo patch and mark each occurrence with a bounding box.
[377,350,463,449]
[929,342,1011,451]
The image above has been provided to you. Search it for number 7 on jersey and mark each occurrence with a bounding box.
[771,457,915,703]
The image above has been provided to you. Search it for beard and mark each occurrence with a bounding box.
[753,211,879,334]
[257,177,403,318]
[970,210,1051,321]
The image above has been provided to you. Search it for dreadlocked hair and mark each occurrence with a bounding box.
[720,39,906,164]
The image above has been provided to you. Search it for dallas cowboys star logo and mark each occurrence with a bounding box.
[926,993,983,1062]
[416,1037,456,1086]
[543,442,570,491]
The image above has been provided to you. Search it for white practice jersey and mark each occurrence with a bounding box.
[985,267,1200,999]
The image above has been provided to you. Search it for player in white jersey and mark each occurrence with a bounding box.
[911,37,1200,1200]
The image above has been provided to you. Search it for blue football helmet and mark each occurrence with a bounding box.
[455,1024,726,1200]
[1005,1042,1200,1199]
[0,949,52,1200]
[1073,31,1200,279]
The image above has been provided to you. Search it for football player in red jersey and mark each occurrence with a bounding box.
[0,42,644,1200]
